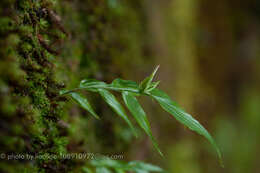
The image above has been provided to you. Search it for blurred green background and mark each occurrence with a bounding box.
[60,0,260,172]
[65,0,260,172]
[62,0,260,173]
[1,0,260,172]
[133,0,260,172]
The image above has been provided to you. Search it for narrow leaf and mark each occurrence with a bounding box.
[91,158,164,172]
[122,91,163,156]
[128,161,164,172]
[80,79,108,91]
[98,89,137,137]
[91,158,125,168]
[79,78,140,93]
[139,65,160,92]
[110,78,140,93]
[115,169,125,173]
[82,167,93,173]
[69,92,100,119]
[149,88,223,165]
[146,81,160,92]
[96,167,112,173]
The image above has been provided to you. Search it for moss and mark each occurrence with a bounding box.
[39,19,49,29]
[31,89,50,110]
[0,17,15,32]
[1,0,149,172]
[17,0,31,11]
[6,34,20,46]
[52,137,68,155]
[19,25,34,35]
[21,42,33,54]
[0,0,70,171]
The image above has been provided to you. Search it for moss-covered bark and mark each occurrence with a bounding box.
[0,0,149,172]
[0,0,72,172]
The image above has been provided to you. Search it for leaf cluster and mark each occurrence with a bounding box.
[83,158,165,173]
[60,66,222,165]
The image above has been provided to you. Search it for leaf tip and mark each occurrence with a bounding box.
[159,150,164,157]
[220,161,225,168]
[60,89,68,95]
[95,115,101,120]
[133,130,138,138]
[218,152,224,168]
[153,65,160,75]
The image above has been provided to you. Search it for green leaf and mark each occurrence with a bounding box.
[128,161,164,173]
[149,88,223,165]
[91,158,164,173]
[96,167,112,173]
[91,158,125,168]
[69,92,100,119]
[146,81,160,92]
[122,91,163,156]
[110,78,140,93]
[98,89,137,137]
[115,169,125,173]
[59,89,69,95]
[139,65,160,92]
[80,79,108,91]
[82,167,93,173]
[79,78,140,93]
